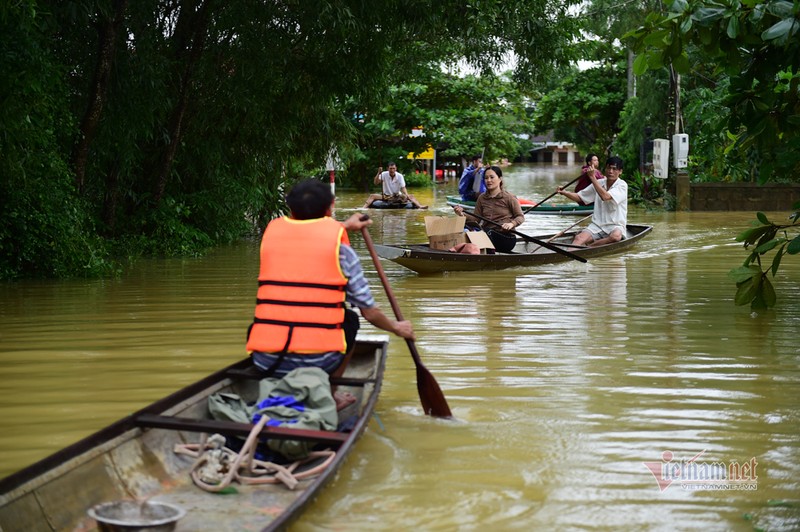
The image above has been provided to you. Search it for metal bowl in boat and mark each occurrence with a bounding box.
[87,500,186,532]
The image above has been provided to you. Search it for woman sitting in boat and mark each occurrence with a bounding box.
[452,165,524,253]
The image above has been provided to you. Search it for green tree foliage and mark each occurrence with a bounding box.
[342,72,532,188]
[625,0,800,183]
[1,0,582,279]
[532,65,626,156]
[729,205,800,309]
[625,0,800,308]
[0,2,114,278]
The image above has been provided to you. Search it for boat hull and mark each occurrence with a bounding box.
[375,225,652,274]
[369,200,416,209]
[0,338,388,532]
[446,195,593,215]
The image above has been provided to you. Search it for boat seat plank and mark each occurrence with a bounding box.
[224,367,374,387]
[135,414,349,444]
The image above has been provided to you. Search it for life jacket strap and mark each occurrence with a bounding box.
[255,298,344,309]
[258,279,344,291]
[252,318,342,330]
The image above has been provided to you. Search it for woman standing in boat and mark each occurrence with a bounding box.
[452,165,524,253]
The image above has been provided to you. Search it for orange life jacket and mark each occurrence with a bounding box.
[246,216,350,354]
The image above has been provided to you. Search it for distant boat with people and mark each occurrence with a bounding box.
[446,195,594,216]
[375,224,652,274]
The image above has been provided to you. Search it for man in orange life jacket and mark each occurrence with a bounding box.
[247,179,415,390]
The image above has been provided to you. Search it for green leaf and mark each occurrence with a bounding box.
[670,0,689,12]
[694,7,726,24]
[648,52,665,70]
[735,277,758,306]
[762,277,777,308]
[633,53,649,75]
[767,1,795,18]
[726,16,740,38]
[787,234,800,254]
[729,265,759,283]
[761,18,798,43]
[672,52,691,73]
[756,212,769,224]
[643,29,670,46]
[756,228,779,248]
[735,225,771,245]
[750,291,768,310]
[771,244,786,276]
[755,238,780,254]
[750,3,766,22]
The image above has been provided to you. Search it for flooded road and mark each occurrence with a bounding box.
[1,163,799,530]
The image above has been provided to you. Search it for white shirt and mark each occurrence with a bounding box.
[578,177,628,235]
[379,171,406,196]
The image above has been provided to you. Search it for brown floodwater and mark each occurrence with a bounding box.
[1,163,798,531]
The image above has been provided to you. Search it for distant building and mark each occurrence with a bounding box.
[523,131,583,164]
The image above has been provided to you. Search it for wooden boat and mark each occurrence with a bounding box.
[446,195,593,215]
[375,224,652,274]
[0,338,388,531]
[369,199,416,209]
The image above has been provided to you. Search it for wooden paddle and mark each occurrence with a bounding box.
[463,211,588,263]
[521,175,581,214]
[359,225,453,418]
[529,214,593,253]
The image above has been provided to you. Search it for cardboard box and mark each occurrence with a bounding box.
[424,216,495,253]
[464,230,495,253]
[425,216,466,250]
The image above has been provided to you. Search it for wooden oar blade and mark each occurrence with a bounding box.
[416,366,452,418]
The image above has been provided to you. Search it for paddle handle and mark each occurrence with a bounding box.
[359,226,423,361]
[545,214,593,243]
[529,214,593,254]
[361,229,405,322]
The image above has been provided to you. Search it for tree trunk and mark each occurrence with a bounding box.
[627,48,636,99]
[102,161,120,235]
[152,0,213,205]
[71,0,129,192]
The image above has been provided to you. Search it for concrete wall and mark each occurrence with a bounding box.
[689,182,800,211]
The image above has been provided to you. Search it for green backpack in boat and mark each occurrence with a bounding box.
[208,367,338,460]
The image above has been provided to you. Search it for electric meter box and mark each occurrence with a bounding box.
[653,138,669,178]
[673,133,689,168]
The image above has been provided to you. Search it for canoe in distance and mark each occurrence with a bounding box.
[375,224,652,274]
[369,199,417,209]
[0,337,388,532]
[446,195,594,215]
